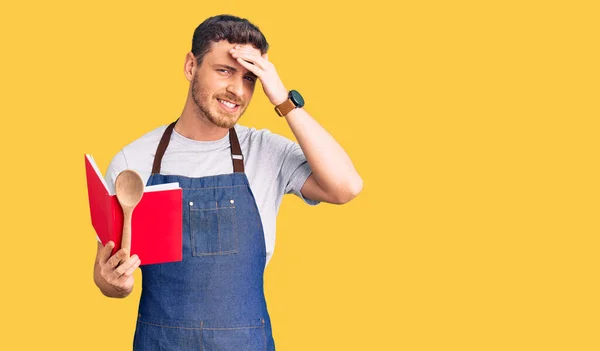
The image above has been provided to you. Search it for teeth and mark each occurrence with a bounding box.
[218,99,236,109]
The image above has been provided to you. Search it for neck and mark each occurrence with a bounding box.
[175,93,230,141]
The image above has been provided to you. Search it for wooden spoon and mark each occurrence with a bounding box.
[115,169,144,258]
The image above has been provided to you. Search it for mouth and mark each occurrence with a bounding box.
[217,98,240,112]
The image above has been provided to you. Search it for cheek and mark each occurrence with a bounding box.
[245,84,256,97]
[196,78,223,99]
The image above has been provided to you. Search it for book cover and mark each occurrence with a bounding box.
[84,154,183,265]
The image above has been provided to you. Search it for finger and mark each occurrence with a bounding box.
[232,51,261,66]
[230,50,266,70]
[107,248,129,268]
[114,255,139,276]
[231,44,261,57]
[100,241,115,264]
[123,258,141,277]
[116,259,140,285]
[117,273,135,289]
[236,57,262,76]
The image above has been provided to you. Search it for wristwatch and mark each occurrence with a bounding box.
[274,90,304,117]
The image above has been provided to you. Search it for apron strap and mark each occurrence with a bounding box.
[151,120,245,174]
[229,126,245,173]
[151,121,176,174]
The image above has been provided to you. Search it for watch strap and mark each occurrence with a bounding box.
[274,99,296,117]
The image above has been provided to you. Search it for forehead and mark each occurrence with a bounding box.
[204,40,260,64]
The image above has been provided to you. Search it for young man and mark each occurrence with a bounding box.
[93,14,362,350]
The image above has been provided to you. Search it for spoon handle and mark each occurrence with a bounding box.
[121,207,133,258]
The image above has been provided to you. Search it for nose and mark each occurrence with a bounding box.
[226,76,244,99]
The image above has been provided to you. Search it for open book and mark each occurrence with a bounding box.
[85,154,183,265]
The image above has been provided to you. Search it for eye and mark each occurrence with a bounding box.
[244,75,256,82]
[217,69,230,74]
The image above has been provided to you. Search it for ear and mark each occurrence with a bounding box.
[262,53,269,61]
[184,52,197,82]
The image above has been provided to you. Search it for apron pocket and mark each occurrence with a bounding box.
[201,319,267,351]
[190,197,238,256]
[134,315,201,351]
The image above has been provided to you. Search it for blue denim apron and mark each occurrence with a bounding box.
[133,121,275,351]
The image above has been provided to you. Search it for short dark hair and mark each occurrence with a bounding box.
[191,15,269,65]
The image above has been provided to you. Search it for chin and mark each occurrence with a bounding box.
[208,114,240,129]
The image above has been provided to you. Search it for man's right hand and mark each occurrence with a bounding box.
[94,241,141,298]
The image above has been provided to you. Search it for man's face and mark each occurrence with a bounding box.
[191,40,259,129]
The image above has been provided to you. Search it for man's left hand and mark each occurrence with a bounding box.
[230,45,288,106]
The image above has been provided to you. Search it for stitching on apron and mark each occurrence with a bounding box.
[137,319,262,330]
[181,185,247,190]
[137,319,201,330]
[194,249,238,256]
[203,325,265,330]
[199,321,203,351]
[234,202,240,253]
[189,205,195,256]
[190,206,235,212]
[262,319,267,351]
[216,201,221,252]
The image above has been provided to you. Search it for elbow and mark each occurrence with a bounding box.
[333,175,363,204]
[347,176,364,202]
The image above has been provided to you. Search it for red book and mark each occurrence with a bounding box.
[85,154,182,265]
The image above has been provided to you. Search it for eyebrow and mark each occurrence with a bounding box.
[214,64,238,72]
[214,64,257,78]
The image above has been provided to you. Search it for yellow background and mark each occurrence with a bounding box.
[1,0,598,350]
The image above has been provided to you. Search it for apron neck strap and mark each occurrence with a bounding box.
[151,120,245,174]
[228,125,245,173]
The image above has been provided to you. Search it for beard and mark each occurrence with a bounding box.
[191,74,246,129]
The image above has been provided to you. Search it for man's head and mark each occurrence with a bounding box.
[186,15,269,129]
[192,15,268,66]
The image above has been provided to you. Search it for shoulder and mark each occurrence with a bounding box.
[106,125,169,179]
[235,124,296,151]
[121,125,169,157]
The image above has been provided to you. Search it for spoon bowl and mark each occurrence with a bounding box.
[115,169,145,257]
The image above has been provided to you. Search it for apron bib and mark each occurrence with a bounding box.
[133,121,275,351]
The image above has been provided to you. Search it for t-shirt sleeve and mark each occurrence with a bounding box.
[278,138,320,206]
[104,150,129,195]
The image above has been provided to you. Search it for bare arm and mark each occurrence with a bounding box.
[93,241,141,298]
[284,108,363,204]
[231,46,362,204]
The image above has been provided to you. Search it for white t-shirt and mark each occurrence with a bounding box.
[104,124,319,266]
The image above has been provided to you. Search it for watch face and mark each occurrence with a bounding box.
[289,90,305,108]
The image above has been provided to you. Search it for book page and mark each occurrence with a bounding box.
[86,154,180,195]
[145,182,180,192]
[85,154,111,194]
